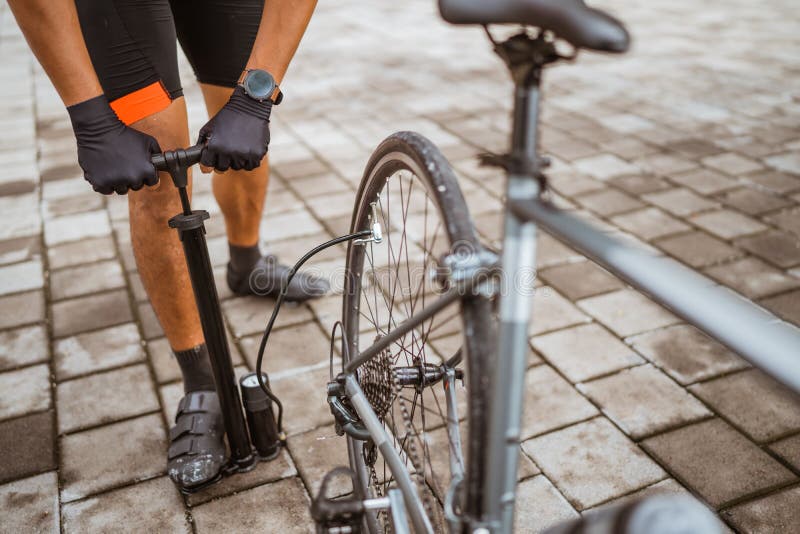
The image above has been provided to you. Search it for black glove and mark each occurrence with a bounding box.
[67,95,161,195]
[198,86,272,172]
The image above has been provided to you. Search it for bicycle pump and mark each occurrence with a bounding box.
[152,145,281,486]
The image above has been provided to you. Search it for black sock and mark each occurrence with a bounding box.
[229,242,261,274]
[174,344,216,393]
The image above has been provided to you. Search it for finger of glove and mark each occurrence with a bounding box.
[215,153,232,172]
[86,174,113,195]
[114,184,129,195]
[200,147,217,169]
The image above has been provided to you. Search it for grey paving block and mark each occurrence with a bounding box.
[287,425,352,498]
[0,410,56,484]
[222,296,314,338]
[689,369,800,443]
[538,261,623,301]
[46,235,117,270]
[0,289,44,330]
[611,208,690,241]
[577,289,679,337]
[769,434,800,471]
[627,324,748,385]
[62,477,187,532]
[655,231,742,268]
[0,325,48,371]
[521,364,598,439]
[0,259,43,296]
[51,290,133,338]
[0,236,40,267]
[716,187,793,216]
[192,477,311,533]
[641,419,795,508]
[0,471,59,533]
[736,231,800,268]
[530,287,590,336]
[721,486,800,534]
[575,189,643,216]
[690,210,767,240]
[60,414,166,502]
[0,364,51,421]
[49,260,125,301]
[53,323,144,380]
[514,475,579,533]
[578,364,710,439]
[57,364,159,433]
[759,289,800,327]
[531,323,642,383]
[642,187,718,217]
[271,367,335,436]
[240,321,331,373]
[704,257,800,299]
[522,418,666,510]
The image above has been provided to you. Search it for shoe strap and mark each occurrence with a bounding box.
[169,413,218,442]
[168,434,224,460]
[176,391,220,421]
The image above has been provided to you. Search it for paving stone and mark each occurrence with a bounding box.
[530,287,590,336]
[631,322,747,385]
[578,289,679,337]
[522,418,666,510]
[574,189,643,216]
[690,209,767,239]
[62,476,186,532]
[704,257,800,299]
[641,419,795,508]
[49,260,125,301]
[192,477,311,533]
[0,289,44,329]
[271,367,332,436]
[670,168,739,195]
[572,154,640,180]
[60,414,166,502]
[539,261,623,301]
[514,475,579,533]
[721,485,800,534]
[769,434,800,471]
[0,410,56,484]
[609,174,671,195]
[642,188,718,217]
[536,233,583,268]
[47,235,117,270]
[0,364,51,421]
[531,323,642,383]
[43,210,110,246]
[760,289,800,326]
[521,365,598,439]
[0,259,43,296]
[742,170,800,194]
[634,153,698,176]
[764,151,800,176]
[240,321,332,374]
[53,323,144,380]
[702,153,763,176]
[0,193,41,241]
[736,230,800,268]
[0,325,48,371]
[689,369,800,443]
[0,236,40,266]
[51,289,133,338]
[578,364,710,439]
[136,301,163,340]
[765,207,800,238]
[57,364,159,433]
[716,187,793,216]
[146,337,181,384]
[611,208,690,241]
[583,478,690,515]
[655,231,742,268]
[288,425,351,497]
[186,449,297,506]
[222,296,314,338]
[0,471,59,533]
[260,209,325,243]
[548,173,605,196]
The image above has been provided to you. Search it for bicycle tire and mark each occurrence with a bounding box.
[341,131,495,532]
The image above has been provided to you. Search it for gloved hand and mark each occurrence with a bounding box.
[67,95,161,195]
[197,86,272,172]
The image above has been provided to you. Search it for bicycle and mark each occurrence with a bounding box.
[150,1,800,532]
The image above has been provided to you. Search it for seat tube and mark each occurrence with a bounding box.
[483,81,541,532]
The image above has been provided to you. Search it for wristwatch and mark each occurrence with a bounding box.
[238,69,283,105]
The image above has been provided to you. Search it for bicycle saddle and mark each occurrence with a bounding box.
[438,0,630,53]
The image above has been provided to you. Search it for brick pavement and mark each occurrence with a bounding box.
[1,0,799,532]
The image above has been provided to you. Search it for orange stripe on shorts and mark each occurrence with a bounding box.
[110,81,172,125]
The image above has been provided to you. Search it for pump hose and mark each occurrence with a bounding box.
[255,230,372,438]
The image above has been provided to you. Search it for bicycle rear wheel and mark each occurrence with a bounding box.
[341,132,494,532]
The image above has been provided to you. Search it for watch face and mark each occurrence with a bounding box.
[244,69,276,100]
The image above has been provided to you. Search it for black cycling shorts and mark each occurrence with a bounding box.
[75,0,263,125]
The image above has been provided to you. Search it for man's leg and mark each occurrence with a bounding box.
[198,83,329,300]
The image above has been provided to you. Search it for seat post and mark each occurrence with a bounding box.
[480,31,558,533]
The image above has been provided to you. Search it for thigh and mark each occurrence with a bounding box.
[170,0,264,88]
[75,0,182,125]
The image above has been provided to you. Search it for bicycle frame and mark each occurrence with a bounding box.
[336,32,800,534]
